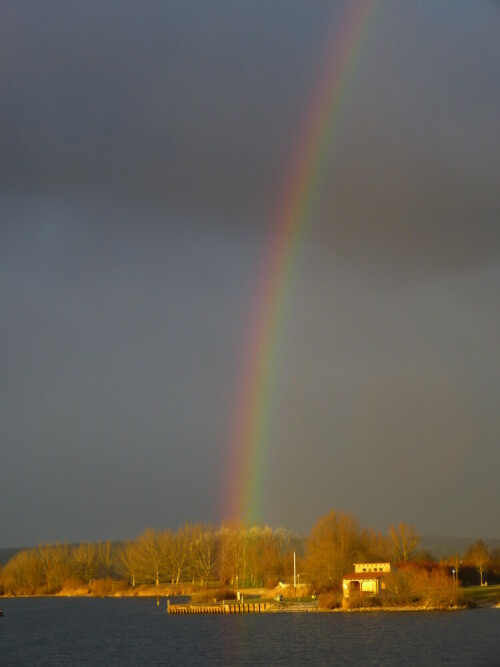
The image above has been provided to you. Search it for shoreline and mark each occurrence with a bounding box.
[2,584,498,612]
[3,592,495,612]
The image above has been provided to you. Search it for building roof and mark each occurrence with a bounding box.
[352,562,390,566]
[343,571,388,580]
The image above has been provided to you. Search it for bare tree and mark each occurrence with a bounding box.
[0,549,42,594]
[72,543,99,587]
[36,543,69,592]
[365,529,391,562]
[239,526,295,586]
[444,554,462,587]
[490,548,500,578]
[388,523,419,563]
[167,524,193,585]
[98,541,115,580]
[190,526,218,588]
[465,540,490,586]
[216,524,247,586]
[217,525,233,585]
[305,510,366,589]
[135,529,169,588]
[115,541,139,588]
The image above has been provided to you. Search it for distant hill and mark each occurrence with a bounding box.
[0,543,123,567]
[420,535,500,559]
[0,547,22,566]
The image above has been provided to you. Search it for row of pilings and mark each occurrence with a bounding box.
[167,602,268,614]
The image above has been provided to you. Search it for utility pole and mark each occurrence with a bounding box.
[293,551,296,594]
[453,555,461,587]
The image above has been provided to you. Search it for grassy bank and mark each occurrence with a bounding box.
[460,584,500,607]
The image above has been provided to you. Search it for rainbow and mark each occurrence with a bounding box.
[224,0,379,524]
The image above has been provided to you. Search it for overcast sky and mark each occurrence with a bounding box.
[1,0,499,548]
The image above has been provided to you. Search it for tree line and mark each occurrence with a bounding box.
[0,511,498,596]
[0,524,299,596]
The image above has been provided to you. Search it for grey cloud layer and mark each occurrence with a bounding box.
[2,1,498,267]
[0,1,498,545]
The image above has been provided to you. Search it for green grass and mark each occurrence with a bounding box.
[461,584,500,604]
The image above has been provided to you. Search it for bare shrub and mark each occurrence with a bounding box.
[191,587,237,603]
[345,594,382,609]
[385,565,458,608]
[364,595,382,607]
[215,587,237,600]
[0,575,16,596]
[60,577,89,594]
[318,591,342,610]
[385,568,417,604]
[409,567,458,608]
[91,578,114,596]
[110,579,129,594]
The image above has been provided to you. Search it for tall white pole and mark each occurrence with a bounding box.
[293,551,296,589]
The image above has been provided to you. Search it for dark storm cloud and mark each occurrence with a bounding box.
[1,1,498,270]
[0,1,333,220]
[0,1,499,545]
[315,0,500,271]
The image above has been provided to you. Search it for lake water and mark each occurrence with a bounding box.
[1,598,499,666]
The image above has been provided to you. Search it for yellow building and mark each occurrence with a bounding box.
[342,562,393,599]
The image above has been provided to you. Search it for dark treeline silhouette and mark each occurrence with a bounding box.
[0,511,498,597]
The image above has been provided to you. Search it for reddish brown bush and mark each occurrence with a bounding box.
[318,591,342,610]
[191,587,237,603]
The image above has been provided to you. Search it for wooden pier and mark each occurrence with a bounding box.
[167,602,268,614]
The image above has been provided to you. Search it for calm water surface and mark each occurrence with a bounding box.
[1,598,499,666]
